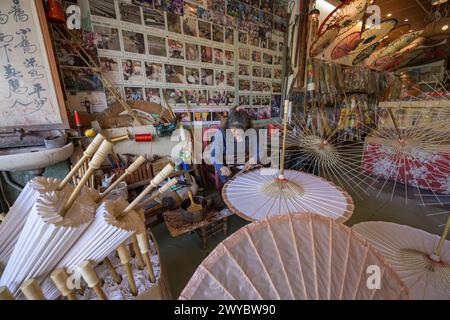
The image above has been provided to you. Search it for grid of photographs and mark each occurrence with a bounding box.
[86,0,286,121]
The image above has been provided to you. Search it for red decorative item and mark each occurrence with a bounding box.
[46,0,65,23]
[135,134,153,142]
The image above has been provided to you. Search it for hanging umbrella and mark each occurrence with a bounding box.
[0,140,113,298]
[0,134,105,269]
[351,19,397,53]
[317,0,369,36]
[353,217,450,300]
[310,26,340,58]
[352,42,380,65]
[331,32,361,60]
[180,213,409,300]
[41,165,177,299]
[377,24,411,50]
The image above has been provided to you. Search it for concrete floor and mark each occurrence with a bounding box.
[152,178,450,299]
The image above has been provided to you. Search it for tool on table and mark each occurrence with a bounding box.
[187,191,203,213]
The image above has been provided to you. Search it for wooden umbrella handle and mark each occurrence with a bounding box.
[279,100,290,178]
[78,261,107,300]
[97,155,146,202]
[62,140,113,216]
[0,286,14,300]
[103,257,122,284]
[138,178,178,208]
[123,164,174,214]
[130,234,145,270]
[20,279,46,300]
[137,233,156,283]
[431,213,450,262]
[117,244,138,296]
[50,268,77,300]
[57,134,105,191]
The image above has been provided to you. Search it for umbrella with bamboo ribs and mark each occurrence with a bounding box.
[0,140,113,298]
[330,32,361,60]
[350,19,397,54]
[0,134,105,269]
[222,101,354,222]
[180,214,409,300]
[353,218,450,299]
[41,165,176,299]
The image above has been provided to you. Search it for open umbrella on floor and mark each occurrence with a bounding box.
[353,217,450,300]
[0,134,105,269]
[180,213,409,300]
[0,140,113,298]
[41,165,176,299]
[222,101,354,222]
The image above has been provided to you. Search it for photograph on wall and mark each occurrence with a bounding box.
[163,88,184,104]
[252,80,263,92]
[100,56,122,83]
[169,0,184,15]
[271,94,281,117]
[67,91,108,113]
[183,16,198,37]
[120,2,143,25]
[212,24,224,42]
[238,64,250,76]
[198,20,212,40]
[239,95,250,106]
[249,31,259,47]
[168,39,185,59]
[201,68,214,86]
[61,67,104,92]
[184,2,198,17]
[226,71,235,87]
[273,55,282,65]
[105,86,124,107]
[273,0,289,19]
[239,79,251,91]
[147,35,167,57]
[197,6,211,21]
[186,67,200,84]
[122,30,146,54]
[225,50,234,66]
[260,11,273,28]
[269,38,277,51]
[93,25,121,52]
[122,59,144,82]
[224,28,234,45]
[227,0,240,18]
[187,89,208,105]
[273,68,282,79]
[215,70,226,87]
[125,87,144,100]
[238,47,250,61]
[214,48,224,65]
[89,0,117,19]
[201,46,213,64]
[252,50,261,63]
[208,91,226,105]
[252,66,262,78]
[274,16,287,36]
[260,0,273,13]
[238,31,247,44]
[145,87,162,104]
[55,40,88,67]
[252,95,262,106]
[143,8,165,29]
[186,43,200,62]
[263,52,273,64]
[272,82,281,93]
[167,12,182,33]
[263,67,272,78]
[145,62,164,82]
[165,64,185,83]
[212,111,229,121]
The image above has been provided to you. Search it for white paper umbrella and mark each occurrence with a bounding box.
[351,19,397,53]
[0,140,112,298]
[0,135,104,269]
[222,168,354,222]
[41,165,176,299]
[353,220,450,300]
[180,214,409,300]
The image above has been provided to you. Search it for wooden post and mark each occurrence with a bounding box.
[50,268,77,300]
[20,279,46,300]
[78,261,107,300]
[103,257,122,284]
[117,244,138,296]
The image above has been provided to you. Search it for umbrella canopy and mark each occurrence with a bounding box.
[180,214,409,300]
[310,26,340,58]
[330,32,361,60]
[351,19,397,53]
[222,168,354,222]
[377,24,411,50]
[353,220,449,299]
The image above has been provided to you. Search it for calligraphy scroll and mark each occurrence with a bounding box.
[0,0,68,131]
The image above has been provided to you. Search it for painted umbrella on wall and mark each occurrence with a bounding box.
[180,214,409,300]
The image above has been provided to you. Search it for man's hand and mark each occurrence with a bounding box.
[220,166,232,177]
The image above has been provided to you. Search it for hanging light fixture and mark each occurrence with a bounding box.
[308,1,321,44]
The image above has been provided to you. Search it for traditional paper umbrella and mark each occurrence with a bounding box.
[180,214,409,300]
[41,165,177,299]
[222,101,354,222]
[317,0,369,36]
[330,32,361,60]
[0,134,105,268]
[0,140,113,298]
[377,24,411,50]
[352,42,380,65]
[351,19,397,53]
[353,217,450,299]
[310,26,340,57]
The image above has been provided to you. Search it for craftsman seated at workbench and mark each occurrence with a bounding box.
[210,108,259,184]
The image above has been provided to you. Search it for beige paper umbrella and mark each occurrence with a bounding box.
[0,140,113,298]
[310,26,340,58]
[180,214,409,300]
[351,19,397,53]
[41,165,176,299]
[0,134,105,268]
[353,219,450,300]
